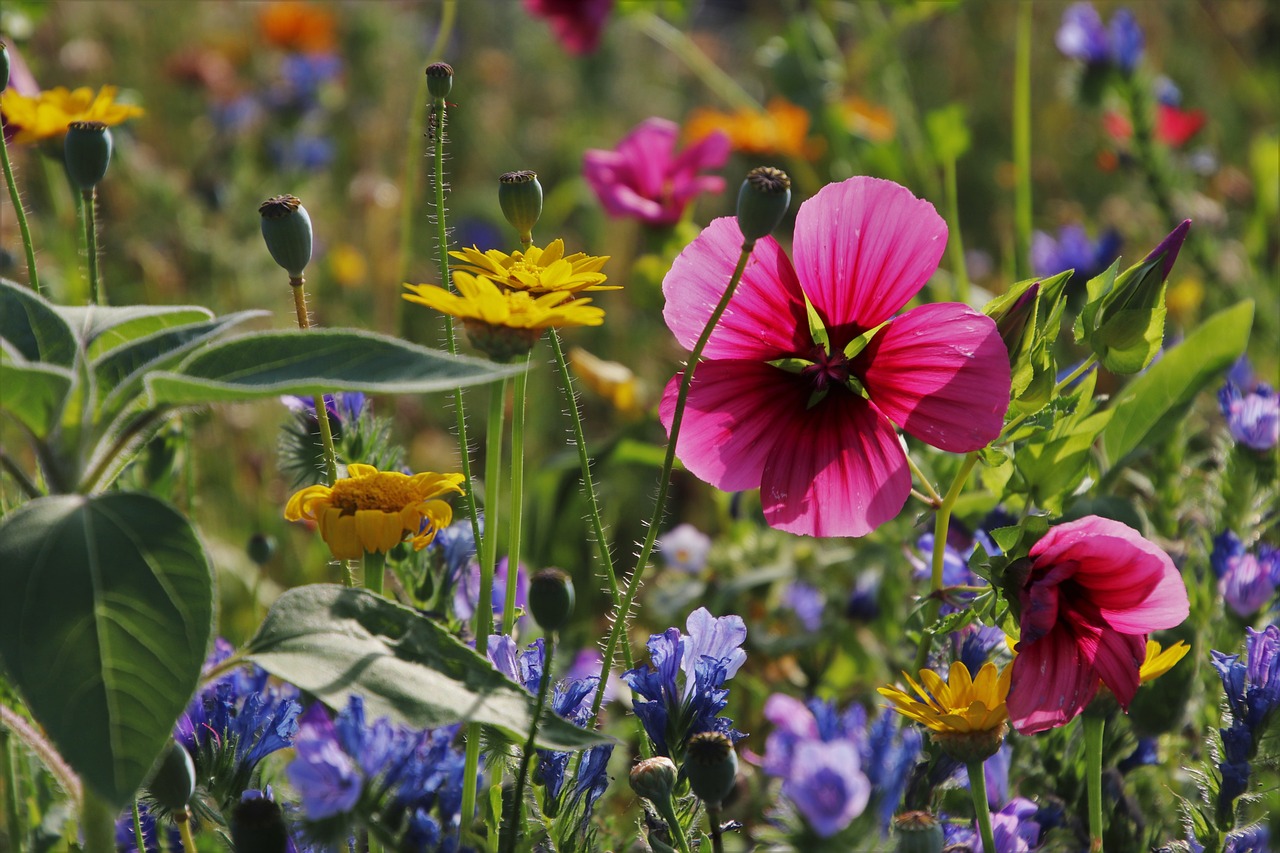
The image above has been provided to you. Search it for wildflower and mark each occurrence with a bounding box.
[1140,639,1191,684]
[1056,3,1143,73]
[455,557,526,627]
[661,177,1010,537]
[1118,736,1159,773]
[569,346,643,416]
[284,463,463,560]
[1212,532,1280,618]
[282,391,366,433]
[114,801,183,853]
[783,740,870,838]
[845,570,881,622]
[583,117,730,227]
[880,661,1011,762]
[1007,516,1190,734]
[954,625,1011,676]
[1031,224,1122,283]
[837,95,896,143]
[622,607,747,761]
[1104,104,1208,149]
[523,0,614,55]
[945,797,1042,853]
[0,85,144,143]
[258,1,337,53]
[781,580,825,631]
[1218,381,1280,452]
[448,240,612,295]
[685,97,822,159]
[656,523,712,573]
[1212,625,1280,738]
[427,514,482,587]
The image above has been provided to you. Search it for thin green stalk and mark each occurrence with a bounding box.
[80,189,102,305]
[177,814,198,852]
[707,804,725,853]
[912,451,980,673]
[0,730,20,844]
[1084,714,1105,852]
[364,549,386,597]
[0,121,41,295]
[904,453,943,507]
[288,275,339,484]
[130,802,145,853]
[967,760,997,853]
[653,793,694,853]
[631,11,761,113]
[592,243,755,731]
[999,355,1097,441]
[1013,0,1033,280]
[501,634,555,853]
[943,154,970,304]
[81,790,115,853]
[503,364,528,634]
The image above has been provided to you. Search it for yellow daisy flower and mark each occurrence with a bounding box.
[448,240,614,295]
[569,346,643,418]
[1139,639,1190,684]
[0,86,145,144]
[285,463,464,561]
[879,661,1011,762]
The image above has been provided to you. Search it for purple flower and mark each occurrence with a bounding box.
[115,802,183,853]
[781,739,870,838]
[958,742,1013,808]
[782,581,825,631]
[1218,382,1280,451]
[1224,825,1270,853]
[584,118,730,226]
[1056,3,1143,73]
[524,0,614,55]
[1031,224,1122,283]
[1213,532,1280,616]
[1118,736,1160,773]
[287,704,362,820]
[845,570,881,622]
[947,798,1042,853]
[656,523,713,573]
[269,132,336,173]
[428,514,483,586]
[455,557,527,627]
[1107,9,1144,73]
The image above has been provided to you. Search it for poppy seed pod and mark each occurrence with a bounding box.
[498,170,542,244]
[258,194,313,278]
[629,756,678,803]
[64,121,113,190]
[736,166,791,243]
[231,794,291,853]
[528,567,575,632]
[893,811,946,853]
[426,61,453,99]
[146,741,196,812]
[683,731,738,806]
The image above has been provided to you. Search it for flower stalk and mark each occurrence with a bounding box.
[80,189,103,304]
[1013,0,1033,279]
[503,362,528,634]
[500,633,555,853]
[364,549,385,597]
[967,760,997,853]
[1084,714,1105,852]
[0,117,41,295]
[913,450,980,672]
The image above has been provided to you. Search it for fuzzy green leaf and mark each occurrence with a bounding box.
[0,278,78,366]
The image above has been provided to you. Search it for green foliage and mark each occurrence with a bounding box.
[925,103,971,162]
[1074,253,1170,375]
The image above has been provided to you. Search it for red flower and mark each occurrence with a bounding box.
[524,0,614,55]
[1103,104,1206,149]
[1008,516,1190,734]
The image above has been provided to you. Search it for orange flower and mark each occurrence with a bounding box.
[838,96,896,144]
[258,1,337,53]
[685,98,823,160]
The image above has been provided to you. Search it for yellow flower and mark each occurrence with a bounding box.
[685,98,823,160]
[285,463,464,560]
[1139,639,1190,684]
[448,240,614,295]
[838,96,896,144]
[569,346,643,417]
[0,86,145,144]
[879,661,1012,735]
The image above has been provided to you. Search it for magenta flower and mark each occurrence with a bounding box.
[583,118,730,227]
[1008,516,1190,735]
[523,0,614,55]
[660,176,1010,537]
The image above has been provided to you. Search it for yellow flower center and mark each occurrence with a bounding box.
[327,472,421,514]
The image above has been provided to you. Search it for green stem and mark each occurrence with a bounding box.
[654,794,694,853]
[80,790,115,853]
[78,407,168,494]
[364,549,386,597]
[904,453,943,507]
[81,189,102,305]
[967,760,997,853]
[631,11,761,113]
[592,242,755,735]
[288,275,339,484]
[177,813,198,852]
[707,804,725,853]
[998,355,1097,441]
[912,451,980,673]
[501,634,555,853]
[0,449,41,499]
[503,363,528,634]
[0,120,41,295]
[943,154,970,304]
[0,729,20,844]
[1013,0,1033,280]
[131,802,145,853]
[1084,714,1105,852]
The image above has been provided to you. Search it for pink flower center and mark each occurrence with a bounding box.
[800,346,852,390]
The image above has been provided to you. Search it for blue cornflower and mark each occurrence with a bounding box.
[946,797,1043,853]
[954,625,1009,675]
[1055,3,1143,73]
[115,802,183,853]
[781,580,825,631]
[456,557,527,628]
[1031,224,1123,283]
[1118,736,1160,774]
[428,514,483,588]
[282,391,367,435]
[656,523,712,573]
[1218,381,1280,452]
[861,711,923,831]
[1213,625,1280,734]
[845,570,881,622]
[623,608,746,761]
[288,704,363,820]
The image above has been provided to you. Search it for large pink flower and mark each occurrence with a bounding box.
[584,118,730,227]
[523,0,614,55]
[660,176,1010,537]
[1008,516,1190,734]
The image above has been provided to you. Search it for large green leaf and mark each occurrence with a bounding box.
[56,304,216,360]
[0,278,77,366]
[145,329,523,404]
[1100,300,1254,467]
[0,357,73,438]
[245,585,609,752]
[0,493,214,808]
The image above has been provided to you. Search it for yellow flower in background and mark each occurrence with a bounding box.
[685,97,822,160]
[879,661,1012,735]
[1139,639,1190,684]
[285,463,463,560]
[0,86,145,144]
[838,96,896,144]
[449,240,614,295]
[569,346,643,417]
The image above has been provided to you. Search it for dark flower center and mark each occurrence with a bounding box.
[801,346,851,390]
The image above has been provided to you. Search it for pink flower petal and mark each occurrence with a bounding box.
[1087,627,1145,709]
[859,303,1010,451]
[759,392,910,537]
[615,118,678,201]
[791,176,948,332]
[660,360,808,492]
[662,217,809,360]
[1008,626,1101,735]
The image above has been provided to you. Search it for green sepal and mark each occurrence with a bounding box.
[1075,252,1171,375]
[842,318,890,360]
[766,357,815,374]
[803,291,830,353]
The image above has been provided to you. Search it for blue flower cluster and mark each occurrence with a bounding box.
[1055,2,1144,74]
[1218,359,1280,452]
[114,802,183,853]
[1031,224,1123,284]
[1210,625,1280,821]
[1212,531,1280,618]
[945,798,1043,853]
[622,607,747,762]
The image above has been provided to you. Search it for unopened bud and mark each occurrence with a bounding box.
[992,282,1039,365]
[736,166,791,243]
[258,194,313,278]
[231,792,291,853]
[146,741,196,812]
[425,61,454,99]
[630,756,678,803]
[247,532,277,566]
[498,170,543,245]
[893,811,945,853]
[64,121,113,190]
[683,731,737,806]
[528,568,575,632]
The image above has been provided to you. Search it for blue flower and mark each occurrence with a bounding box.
[946,798,1042,853]
[115,802,183,853]
[782,581,825,631]
[1106,9,1144,73]
[781,739,870,838]
[845,570,881,622]
[657,523,712,573]
[1118,737,1160,773]
[1031,224,1123,283]
[1218,381,1280,452]
[1055,3,1143,73]
[954,625,1009,675]
[1219,548,1278,618]
[456,557,527,628]
[1224,825,1270,853]
[428,514,483,587]
[1213,625,1280,734]
[287,704,363,820]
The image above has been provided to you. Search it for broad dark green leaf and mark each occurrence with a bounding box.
[0,358,73,438]
[1100,300,1254,467]
[146,329,523,404]
[0,278,77,366]
[245,585,609,752]
[56,304,215,360]
[0,493,214,809]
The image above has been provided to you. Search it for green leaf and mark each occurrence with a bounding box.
[1100,300,1255,468]
[244,585,609,752]
[802,292,829,352]
[925,104,971,162]
[56,305,216,360]
[146,329,524,405]
[0,356,73,438]
[0,493,214,808]
[0,277,78,366]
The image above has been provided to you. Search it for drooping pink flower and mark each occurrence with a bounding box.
[1007,516,1190,735]
[523,0,614,56]
[660,176,1011,538]
[583,118,730,227]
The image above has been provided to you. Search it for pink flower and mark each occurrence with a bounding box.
[583,118,730,227]
[660,177,1010,538]
[523,0,614,55]
[1008,516,1190,735]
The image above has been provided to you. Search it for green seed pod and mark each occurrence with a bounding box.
[146,741,196,812]
[246,532,277,566]
[258,194,313,278]
[683,731,738,807]
[528,568,575,632]
[736,166,791,243]
[64,121,113,190]
[231,794,291,853]
[425,61,454,99]
[498,170,543,244]
[629,756,678,803]
[1,42,10,92]
[893,811,946,853]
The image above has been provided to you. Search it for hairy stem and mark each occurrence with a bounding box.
[0,119,41,294]
[501,635,555,853]
[967,760,997,853]
[1013,0,1033,280]
[503,363,528,634]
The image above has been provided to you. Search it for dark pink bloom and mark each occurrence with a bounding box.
[523,0,614,55]
[1008,516,1190,734]
[583,118,730,227]
[660,177,1010,538]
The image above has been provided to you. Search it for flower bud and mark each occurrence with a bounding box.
[258,194,313,278]
[64,121,113,190]
[1,43,10,92]
[893,811,946,853]
[528,567,575,632]
[736,166,791,243]
[425,61,454,99]
[683,731,737,807]
[498,170,543,244]
[933,722,1007,764]
[231,792,291,853]
[630,756,678,803]
[246,532,277,566]
[146,741,196,812]
[992,282,1039,365]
